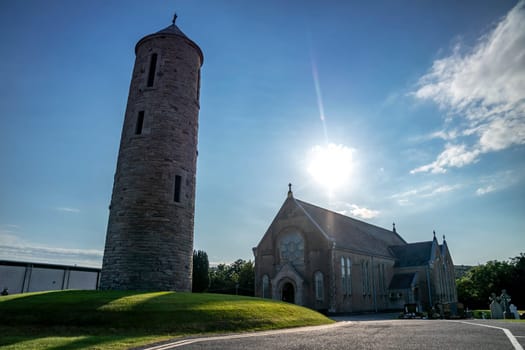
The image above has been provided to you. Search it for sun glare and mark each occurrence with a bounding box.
[307,143,355,191]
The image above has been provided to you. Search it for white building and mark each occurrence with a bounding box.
[0,260,100,294]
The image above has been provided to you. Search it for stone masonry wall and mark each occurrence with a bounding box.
[100,29,202,291]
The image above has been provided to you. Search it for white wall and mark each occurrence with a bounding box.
[68,270,99,290]
[0,262,100,295]
[27,267,65,292]
[0,265,26,293]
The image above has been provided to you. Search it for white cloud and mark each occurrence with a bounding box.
[0,224,21,235]
[476,185,496,196]
[429,130,460,141]
[349,204,380,219]
[411,144,481,174]
[0,231,23,245]
[4,224,20,229]
[479,117,525,152]
[427,184,462,196]
[391,188,422,199]
[391,182,461,205]
[55,207,80,213]
[411,1,525,173]
[396,198,411,206]
[0,232,102,267]
[332,202,380,219]
[473,169,518,196]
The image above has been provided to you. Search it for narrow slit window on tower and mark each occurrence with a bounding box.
[196,69,201,101]
[135,111,144,135]
[147,53,158,87]
[174,175,182,202]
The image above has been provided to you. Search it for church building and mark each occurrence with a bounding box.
[253,185,457,314]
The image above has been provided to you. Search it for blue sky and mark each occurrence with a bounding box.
[1,0,524,267]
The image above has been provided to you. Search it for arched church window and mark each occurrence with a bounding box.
[262,274,270,299]
[346,257,352,295]
[365,261,370,295]
[315,271,324,301]
[362,261,365,295]
[443,258,449,301]
[279,232,304,266]
[362,260,370,296]
[379,263,386,295]
[341,257,346,294]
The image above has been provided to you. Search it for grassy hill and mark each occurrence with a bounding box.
[0,290,334,349]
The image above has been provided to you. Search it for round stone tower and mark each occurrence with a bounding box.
[100,15,203,291]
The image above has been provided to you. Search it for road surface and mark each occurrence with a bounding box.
[140,318,525,350]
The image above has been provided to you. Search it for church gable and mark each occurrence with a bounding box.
[253,190,334,308]
[440,237,455,268]
[255,195,332,257]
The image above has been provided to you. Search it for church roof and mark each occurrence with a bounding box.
[390,241,434,267]
[389,272,418,289]
[294,198,406,258]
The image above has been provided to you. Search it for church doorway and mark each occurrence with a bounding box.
[281,282,295,303]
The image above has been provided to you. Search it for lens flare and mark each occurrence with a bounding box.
[311,54,329,143]
[307,143,355,190]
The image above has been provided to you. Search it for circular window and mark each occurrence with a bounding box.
[279,232,304,265]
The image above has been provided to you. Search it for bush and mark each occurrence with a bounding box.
[472,310,491,319]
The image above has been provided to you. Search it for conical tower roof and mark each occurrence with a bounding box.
[156,23,189,38]
[135,15,203,64]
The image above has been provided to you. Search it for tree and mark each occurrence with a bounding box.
[209,263,231,292]
[209,259,255,296]
[192,250,210,292]
[238,260,255,295]
[509,253,525,308]
[456,253,524,309]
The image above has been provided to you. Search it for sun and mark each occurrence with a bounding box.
[307,143,355,191]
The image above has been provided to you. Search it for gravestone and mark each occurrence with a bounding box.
[489,293,503,319]
[500,289,511,319]
[509,304,520,320]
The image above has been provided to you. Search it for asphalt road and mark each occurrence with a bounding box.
[142,319,525,350]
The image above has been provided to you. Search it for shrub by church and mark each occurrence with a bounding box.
[253,186,457,313]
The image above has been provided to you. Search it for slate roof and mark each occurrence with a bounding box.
[295,198,406,258]
[390,241,434,267]
[389,272,418,289]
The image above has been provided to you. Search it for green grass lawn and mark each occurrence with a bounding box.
[0,290,334,350]
[471,309,524,320]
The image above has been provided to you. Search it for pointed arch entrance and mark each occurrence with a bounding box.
[281,282,295,303]
[271,263,304,305]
